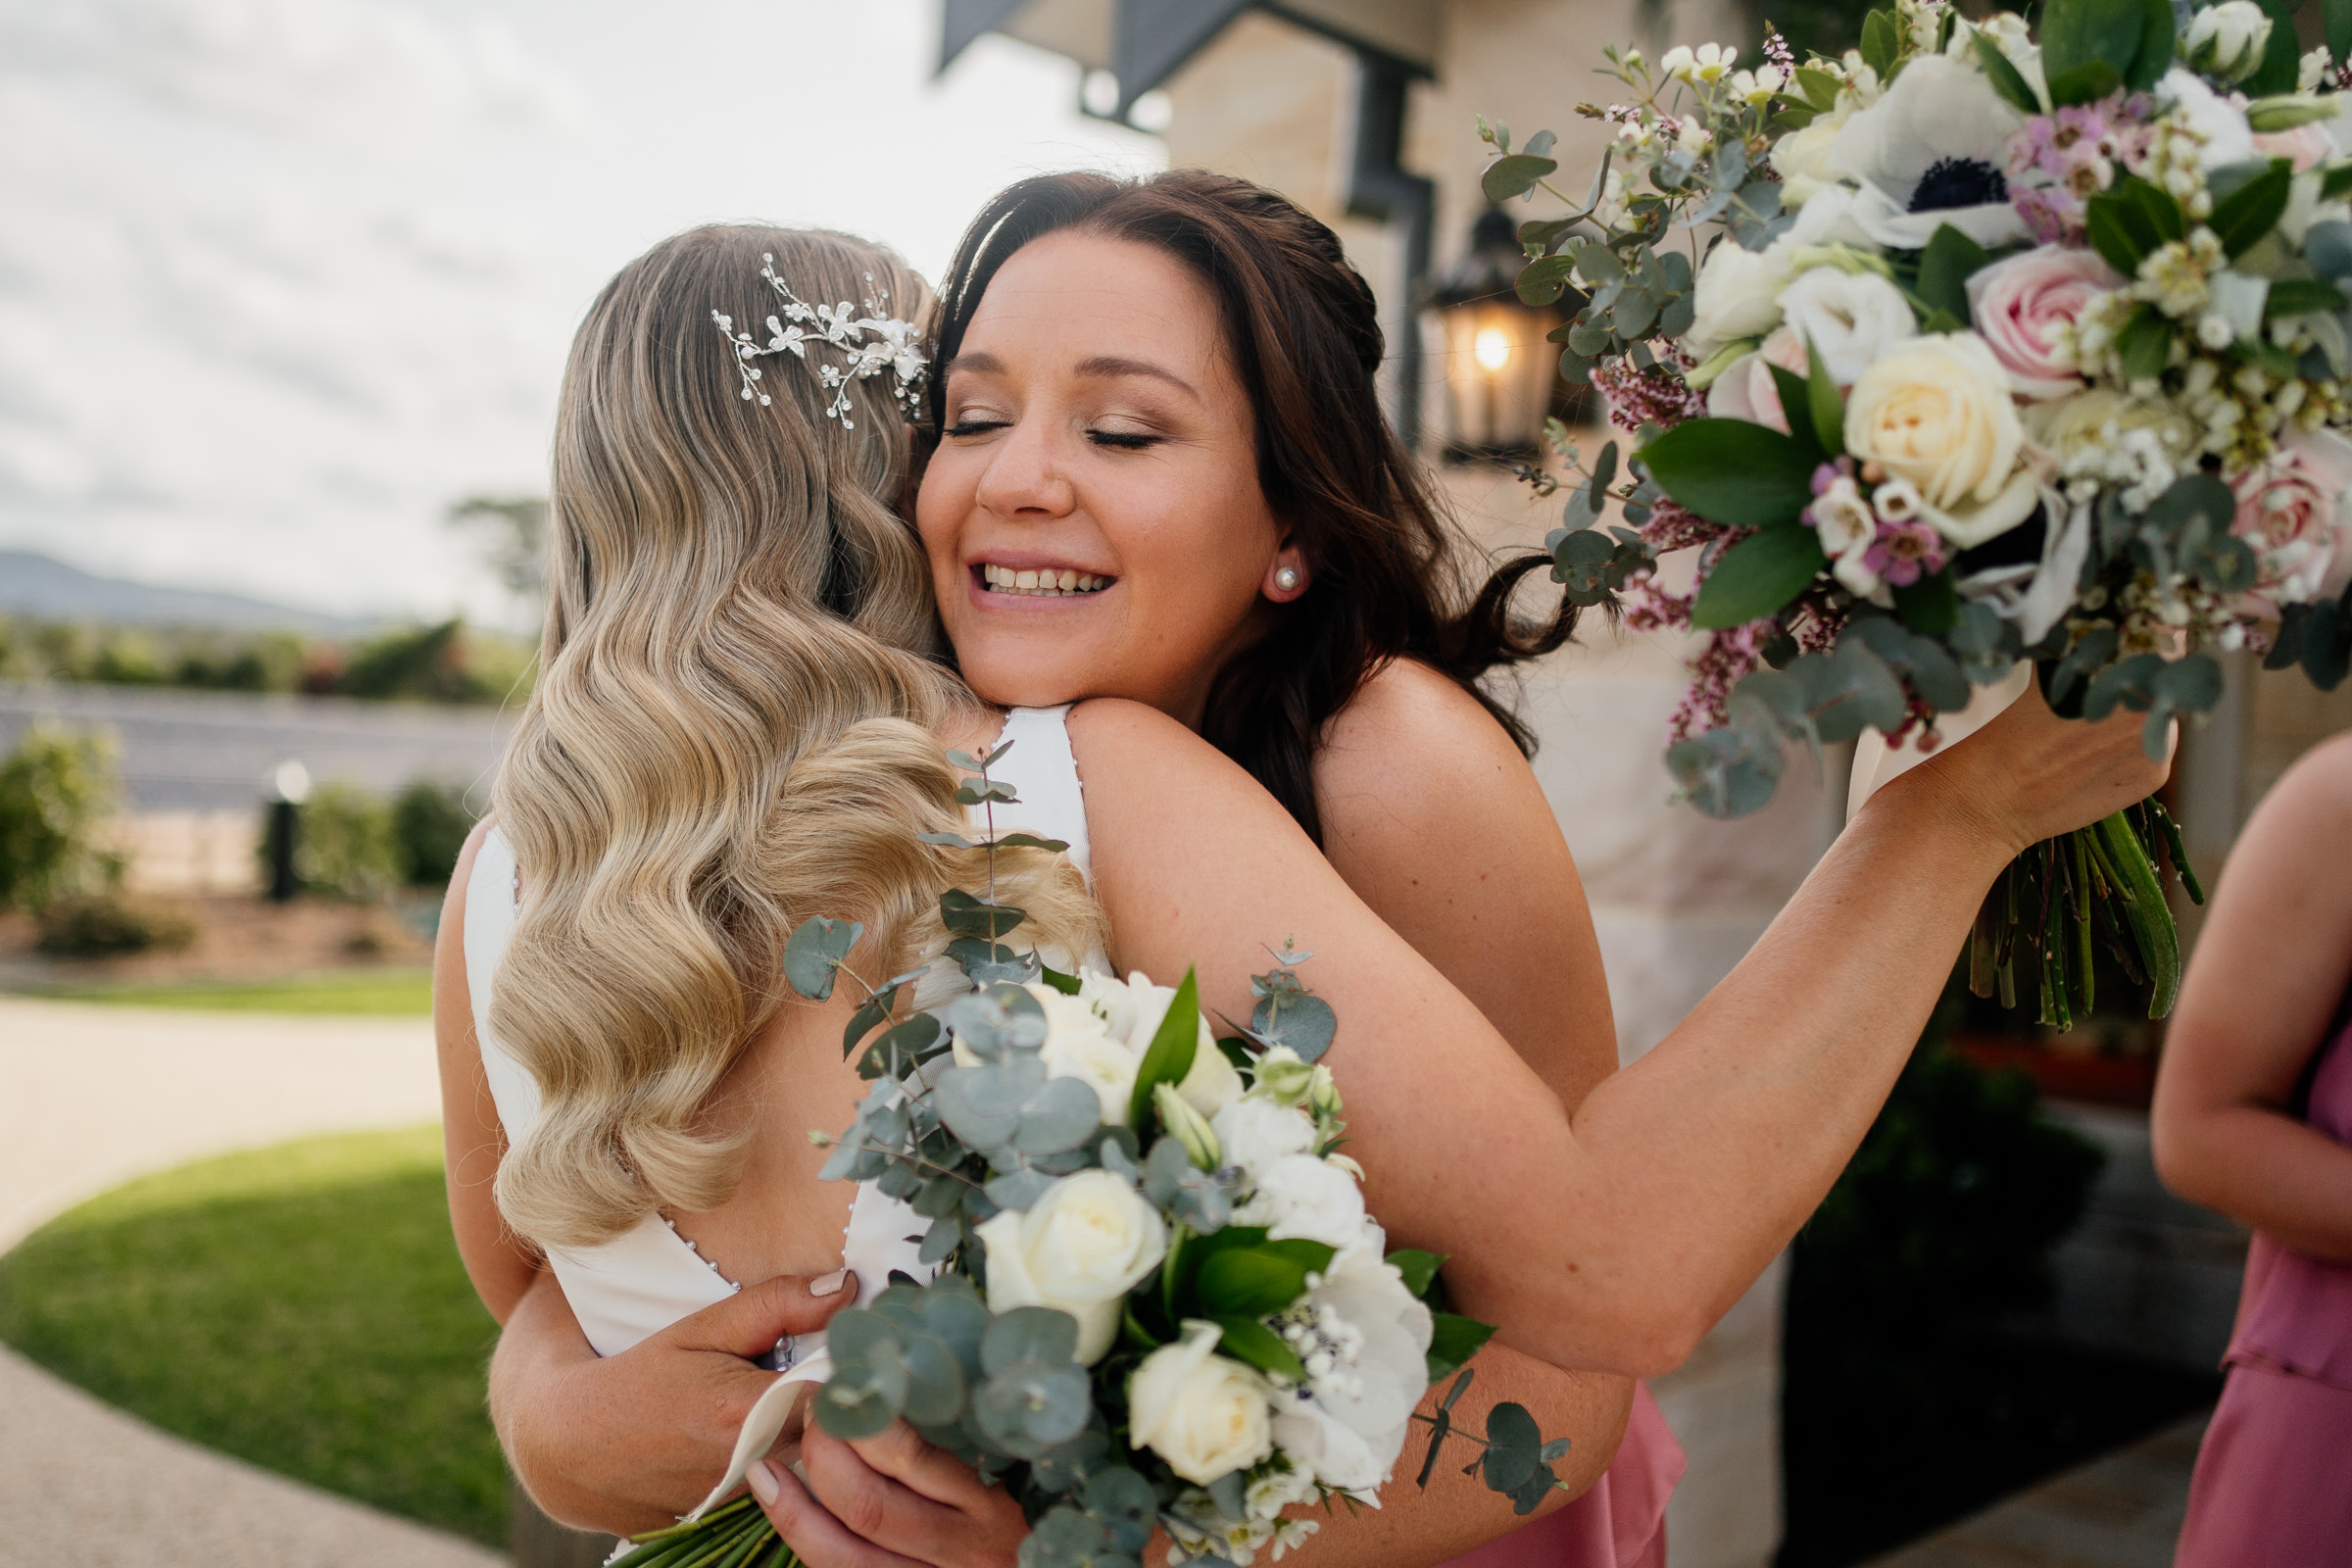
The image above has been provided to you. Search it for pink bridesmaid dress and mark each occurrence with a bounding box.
[1441,1383,1686,1568]
[2175,1016,2352,1567]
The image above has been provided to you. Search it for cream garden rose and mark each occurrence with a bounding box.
[1128,1321,1275,1486]
[977,1170,1167,1365]
[1844,333,2039,547]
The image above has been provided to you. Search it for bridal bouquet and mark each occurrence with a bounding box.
[619,747,1565,1568]
[1491,0,2352,1019]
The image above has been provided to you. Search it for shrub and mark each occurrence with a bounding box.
[0,724,122,912]
[292,784,402,903]
[391,782,474,888]
[35,892,197,957]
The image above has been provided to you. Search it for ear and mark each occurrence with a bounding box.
[1260,541,1309,604]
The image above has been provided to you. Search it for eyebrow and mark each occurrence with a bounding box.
[943,349,1199,402]
[1075,355,1199,400]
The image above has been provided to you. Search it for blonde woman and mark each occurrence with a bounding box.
[440,222,2165,1566]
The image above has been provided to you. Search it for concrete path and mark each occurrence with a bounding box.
[1868,1412,2211,1568]
[0,995,504,1567]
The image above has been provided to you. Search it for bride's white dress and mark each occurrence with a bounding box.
[463,704,1100,1517]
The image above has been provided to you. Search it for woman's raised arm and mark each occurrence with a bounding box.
[1072,683,2166,1376]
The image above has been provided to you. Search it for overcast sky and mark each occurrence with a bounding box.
[0,0,1160,624]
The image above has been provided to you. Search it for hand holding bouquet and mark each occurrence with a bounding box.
[621,747,1566,1568]
[1489,0,2352,1019]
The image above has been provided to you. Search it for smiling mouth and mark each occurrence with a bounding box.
[977,564,1113,598]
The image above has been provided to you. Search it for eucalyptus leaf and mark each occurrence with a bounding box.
[783,915,862,1001]
[983,1305,1080,1374]
[941,888,1027,941]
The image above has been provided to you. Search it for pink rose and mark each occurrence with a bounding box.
[2230,429,2352,606]
[1704,327,1811,433]
[2252,122,2333,172]
[1965,246,2121,400]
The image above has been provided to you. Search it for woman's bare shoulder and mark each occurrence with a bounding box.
[1316,659,1548,840]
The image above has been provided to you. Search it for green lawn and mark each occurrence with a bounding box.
[21,967,435,1015]
[0,1127,505,1544]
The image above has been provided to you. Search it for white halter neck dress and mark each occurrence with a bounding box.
[464,705,1097,1517]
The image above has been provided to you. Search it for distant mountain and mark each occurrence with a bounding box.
[0,551,381,634]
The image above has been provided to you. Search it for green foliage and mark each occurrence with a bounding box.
[1128,967,1200,1130]
[289,782,403,903]
[0,612,531,705]
[25,968,434,1014]
[340,620,499,703]
[33,892,195,957]
[1691,526,1832,629]
[0,722,122,912]
[0,1128,505,1544]
[1638,419,1818,529]
[390,780,475,887]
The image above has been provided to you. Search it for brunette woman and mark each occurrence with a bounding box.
[2156,731,2352,1565]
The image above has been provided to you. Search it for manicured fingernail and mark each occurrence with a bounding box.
[747,1460,779,1506]
[810,1268,849,1298]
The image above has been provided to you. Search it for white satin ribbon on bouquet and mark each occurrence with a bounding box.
[684,1344,836,1523]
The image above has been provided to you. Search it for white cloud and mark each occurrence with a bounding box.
[0,0,1158,624]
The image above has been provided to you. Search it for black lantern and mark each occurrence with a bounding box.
[1426,207,1592,462]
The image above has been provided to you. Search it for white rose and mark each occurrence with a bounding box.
[1212,1096,1318,1179]
[1267,1242,1434,1494]
[1769,113,1847,208]
[1034,997,1139,1127]
[977,1169,1167,1365]
[1775,265,1918,385]
[1236,1152,1370,1252]
[1844,334,2040,547]
[1128,1321,1275,1486]
[1686,235,1798,359]
[2182,0,2272,83]
[1079,970,1244,1118]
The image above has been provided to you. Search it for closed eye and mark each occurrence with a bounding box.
[1086,429,1164,450]
[943,418,1009,439]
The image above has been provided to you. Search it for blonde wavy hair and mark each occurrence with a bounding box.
[490,224,1101,1252]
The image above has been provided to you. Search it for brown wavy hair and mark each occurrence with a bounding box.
[930,170,1580,844]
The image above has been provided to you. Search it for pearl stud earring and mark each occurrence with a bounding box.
[1274,566,1301,593]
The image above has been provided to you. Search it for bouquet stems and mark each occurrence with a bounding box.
[1968,798,2203,1025]
[617,1497,795,1568]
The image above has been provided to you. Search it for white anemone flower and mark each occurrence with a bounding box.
[1826,54,2031,249]
[1266,1233,1433,1495]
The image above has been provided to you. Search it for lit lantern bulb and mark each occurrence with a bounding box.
[1473,326,1513,372]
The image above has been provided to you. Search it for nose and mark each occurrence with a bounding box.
[972,416,1076,522]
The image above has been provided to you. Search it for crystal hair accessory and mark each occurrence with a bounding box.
[711,255,927,431]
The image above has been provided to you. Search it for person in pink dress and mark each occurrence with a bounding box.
[2154,729,2352,1566]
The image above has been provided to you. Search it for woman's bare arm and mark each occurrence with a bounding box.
[2152,732,2352,1263]
[436,818,542,1324]
[1315,659,1618,1106]
[1072,683,2165,1376]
